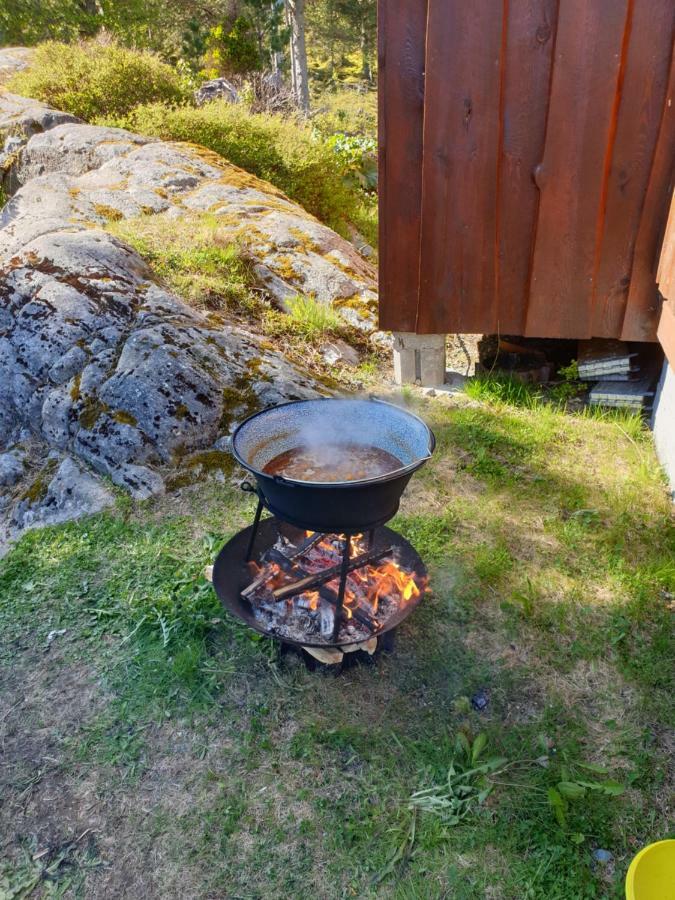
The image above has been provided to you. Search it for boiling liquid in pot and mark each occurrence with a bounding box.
[262,444,403,482]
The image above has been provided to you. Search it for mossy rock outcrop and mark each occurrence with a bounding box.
[0,50,384,545]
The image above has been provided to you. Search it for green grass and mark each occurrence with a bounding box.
[110,212,260,316]
[284,293,344,336]
[0,394,673,897]
[464,372,544,408]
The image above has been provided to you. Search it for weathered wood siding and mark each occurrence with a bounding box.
[378,0,675,341]
[657,193,675,367]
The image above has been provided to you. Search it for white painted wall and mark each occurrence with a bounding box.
[652,361,675,499]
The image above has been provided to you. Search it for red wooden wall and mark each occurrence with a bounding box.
[378,0,675,341]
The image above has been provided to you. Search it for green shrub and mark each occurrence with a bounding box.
[324,132,377,192]
[106,100,361,235]
[7,40,191,120]
[311,88,377,140]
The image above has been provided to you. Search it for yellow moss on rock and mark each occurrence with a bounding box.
[333,293,375,317]
[112,409,137,426]
[254,198,314,222]
[92,203,123,222]
[79,395,110,429]
[270,254,301,282]
[70,371,82,403]
[289,226,321,255]
[166,449,234,491]
[170,141,291,202]
[20,459,58,505]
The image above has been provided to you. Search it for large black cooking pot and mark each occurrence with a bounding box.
[231,398,435,533]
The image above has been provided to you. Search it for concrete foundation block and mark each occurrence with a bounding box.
[652,360,675,499]
[393,333,446,386]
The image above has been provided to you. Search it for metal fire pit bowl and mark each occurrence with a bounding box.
[212,517,427,648]
[231,398,435,534]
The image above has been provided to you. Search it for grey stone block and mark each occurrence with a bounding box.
[393,332,446,386]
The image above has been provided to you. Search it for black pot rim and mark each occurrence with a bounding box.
[231,397,436,489]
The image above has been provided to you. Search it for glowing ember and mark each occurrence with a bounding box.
[243,531,426,645]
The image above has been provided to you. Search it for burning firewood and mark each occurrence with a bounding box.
[271,546,393,602]
[240,530,423,646]
[241,531,325,599]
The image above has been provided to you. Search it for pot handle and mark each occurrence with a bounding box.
[240,480,267,501]
[272,474,291,485]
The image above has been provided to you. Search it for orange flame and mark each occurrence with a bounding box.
[255,532,424,630]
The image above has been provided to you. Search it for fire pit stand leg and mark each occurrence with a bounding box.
[331,537,352,642]
[245,498,264,562]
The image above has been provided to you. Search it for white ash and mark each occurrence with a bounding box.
[245,531,412,645]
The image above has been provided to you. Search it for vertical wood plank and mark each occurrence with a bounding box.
[656,192,675,302]
[591,0,675,337]
[620,47,675,341]
[416,0,504,334]
[525,0,631,338]
[497,0,558,334]
[656,194,675,365]
[377,0,427,332]
[378,0,674,343]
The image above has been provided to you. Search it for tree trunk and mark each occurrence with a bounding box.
[360,15,371,82]
[285,0,310,114]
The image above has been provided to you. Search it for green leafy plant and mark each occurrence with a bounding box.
[8,40,191,120]
[511,576,539,618]
[549,359,586,404]
[546,758,625,833]
[409,732,507,825]
[558,360,580,381]
[410,733,626,841]
[324,132,377,192]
